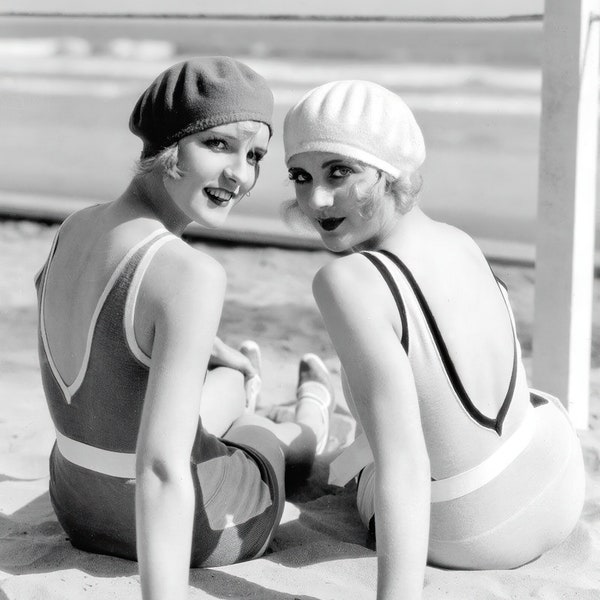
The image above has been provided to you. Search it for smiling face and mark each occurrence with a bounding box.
[163,121,270,229]
[287,151,396,252]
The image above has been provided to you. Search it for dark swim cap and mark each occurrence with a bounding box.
[129,56,274,158]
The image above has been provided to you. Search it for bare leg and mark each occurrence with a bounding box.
[199,340,265,437]
[225,354,335,481]
[200,367,246,437]
[294,353,335,455]
[226,414,317,467]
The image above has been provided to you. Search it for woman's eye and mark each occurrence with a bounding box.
[247,150,265,166]
[204,138,227,151]
[288,171,310,184]
[330,166,353,178]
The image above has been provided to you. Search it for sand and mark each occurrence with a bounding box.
[1,218,599,599]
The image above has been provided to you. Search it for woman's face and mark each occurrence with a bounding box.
[163,121,269,229]
[287,151,394,252]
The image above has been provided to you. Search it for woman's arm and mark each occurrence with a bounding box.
[313,257,431,600]
[135,248,226,600]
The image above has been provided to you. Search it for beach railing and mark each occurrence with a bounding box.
[532,0,599,430]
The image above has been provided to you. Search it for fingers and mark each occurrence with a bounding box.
[211,342,256,378]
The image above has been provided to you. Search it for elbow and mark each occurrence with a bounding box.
[379,450,431,495]
[402,436,431,488]
[136,456,190,486]
[415,448,431,481]
[408,450,431,489]
[404,459,431,492]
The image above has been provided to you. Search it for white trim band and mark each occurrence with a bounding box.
[431,408,534,502]
[56,430,137,479]
[330,407,536,503]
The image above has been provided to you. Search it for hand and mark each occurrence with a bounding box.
[209,337,257,379]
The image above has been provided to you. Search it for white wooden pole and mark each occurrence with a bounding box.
[532,0,599,428]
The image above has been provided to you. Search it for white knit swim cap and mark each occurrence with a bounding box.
[284,80,425,178]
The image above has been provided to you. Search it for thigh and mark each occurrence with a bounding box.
[190,424,285,567]
[200,367,246,436]
[225,422,286,501]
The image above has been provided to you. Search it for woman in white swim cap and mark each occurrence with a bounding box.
[284,80,585,600]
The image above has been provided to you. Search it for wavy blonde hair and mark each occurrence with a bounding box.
[134,144,182,179]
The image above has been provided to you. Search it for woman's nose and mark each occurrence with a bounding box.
[308,186,334,210]
[224,158,252,188]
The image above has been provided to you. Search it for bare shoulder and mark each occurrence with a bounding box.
[432,220,486,260]
[313,252,398,322]
[313,253,379,300]
[141,239,226,315]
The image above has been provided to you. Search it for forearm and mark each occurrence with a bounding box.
[136,473,196,600]
[375,471,430,600]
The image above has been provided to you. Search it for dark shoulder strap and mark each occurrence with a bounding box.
[379,249,517,436]
[360,252,409,353]
[487,272,519,431]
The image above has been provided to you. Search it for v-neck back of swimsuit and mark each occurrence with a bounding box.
[360,249,533,481]
[36,228,174,452]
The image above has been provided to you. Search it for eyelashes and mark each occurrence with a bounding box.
[288,165,354,183]
[203,137,228,151]
[248,150,266,166]
[288,171,310,184]
[203,138,265,166]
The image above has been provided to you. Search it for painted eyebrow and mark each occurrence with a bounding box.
[321,159,355,168]
[202,131,236,140]
[202,131,267,155]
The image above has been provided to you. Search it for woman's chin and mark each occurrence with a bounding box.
[191,206,232,229]
[319,233,352,253]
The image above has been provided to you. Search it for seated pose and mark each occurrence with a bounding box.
[35,57,334,600]
[282,80,585,600]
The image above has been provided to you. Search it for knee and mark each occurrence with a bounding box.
[226,424,285,477]
[208,366,244,385]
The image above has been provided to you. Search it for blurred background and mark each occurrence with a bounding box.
[2,0,592,259]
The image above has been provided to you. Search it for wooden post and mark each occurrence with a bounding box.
[532,0,599,428]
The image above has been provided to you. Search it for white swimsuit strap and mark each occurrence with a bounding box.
[124,232,179,366]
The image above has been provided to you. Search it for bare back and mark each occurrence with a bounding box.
[40,202,181,386]
[382,214,520,418]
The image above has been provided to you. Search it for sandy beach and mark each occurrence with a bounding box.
[1,217,600,599]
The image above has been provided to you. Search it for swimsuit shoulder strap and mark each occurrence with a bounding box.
[123,230,179,366]
[370,248,518,436]
[359,251,409,353]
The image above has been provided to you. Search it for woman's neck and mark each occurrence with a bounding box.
[125,173,191,237]
[354,207,428,253]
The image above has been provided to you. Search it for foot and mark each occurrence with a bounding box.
[239,340,262,414]
[295,353,335,455]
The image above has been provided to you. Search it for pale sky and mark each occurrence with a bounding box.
[3,1,544,18]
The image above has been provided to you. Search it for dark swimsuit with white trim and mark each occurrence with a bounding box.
[36,227,283,566]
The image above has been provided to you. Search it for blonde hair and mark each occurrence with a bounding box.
[135,144,182,179]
